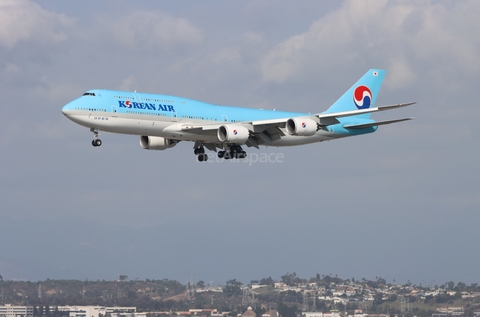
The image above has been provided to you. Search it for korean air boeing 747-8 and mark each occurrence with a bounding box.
[62,69,415,162]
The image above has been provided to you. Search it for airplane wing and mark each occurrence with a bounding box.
[181,102,415,129]
[248,102,416,127]
[181,124,222,133]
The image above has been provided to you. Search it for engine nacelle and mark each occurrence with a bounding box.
[217,125,249,144]
[285,117,317,136]
[140,136,176,150]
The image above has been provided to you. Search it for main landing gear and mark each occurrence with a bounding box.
[217,145,247,160]
[194,144,247,162]
[194,145,208,162]
[91,128,102,147]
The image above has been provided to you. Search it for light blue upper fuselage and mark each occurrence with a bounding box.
[64,89,310,123]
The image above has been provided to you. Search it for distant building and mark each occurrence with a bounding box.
[188,310,218,316]
[56,306,105,317]
[436,307,464,315]
[55,306,138,317]
[261,311,278,317]
[303,312,344,317]
[0,305,34,317]
[303,312,324,317]
[242,307,256,317]
[107,307,138,317]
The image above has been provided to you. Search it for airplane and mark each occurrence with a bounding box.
[62,69,415,162]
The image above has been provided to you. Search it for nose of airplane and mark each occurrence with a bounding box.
[62,100,76,118]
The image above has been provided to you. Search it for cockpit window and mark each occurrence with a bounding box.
[82,92,96,96]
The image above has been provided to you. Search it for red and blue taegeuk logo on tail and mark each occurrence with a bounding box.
[353,86,372,110]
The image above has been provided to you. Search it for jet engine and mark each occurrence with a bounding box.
[285,117,317,136]
[140,136,176,150]
[217,125,249,143]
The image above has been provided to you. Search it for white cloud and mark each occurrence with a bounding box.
[1,62,22,84]
[2,63,20,75]
[0,0,73,48]
[214,47,242,63]
[31,76,77,102]
[98,10,204,50]
[385,58,415,90]
[261,0,480,86]
[241,31,264,45]
[119,76,136,91]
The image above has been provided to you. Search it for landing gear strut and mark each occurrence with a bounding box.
[91,128,102,147]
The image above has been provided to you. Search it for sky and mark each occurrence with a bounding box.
[0,0,479,286]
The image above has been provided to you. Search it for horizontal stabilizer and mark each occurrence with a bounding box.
[344,117,415,129]
[377,102,416,110]
[317,102,416,121]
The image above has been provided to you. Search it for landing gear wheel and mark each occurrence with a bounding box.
[221,145,247,159]
[197,153,208,162]
[194,147,205,155]
[194,146,208,162]
[93,139,102,147]
[218,145,247,160]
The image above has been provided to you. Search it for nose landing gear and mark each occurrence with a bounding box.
[91,128,102,147]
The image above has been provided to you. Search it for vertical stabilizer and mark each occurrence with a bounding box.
[325,69,385,118]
